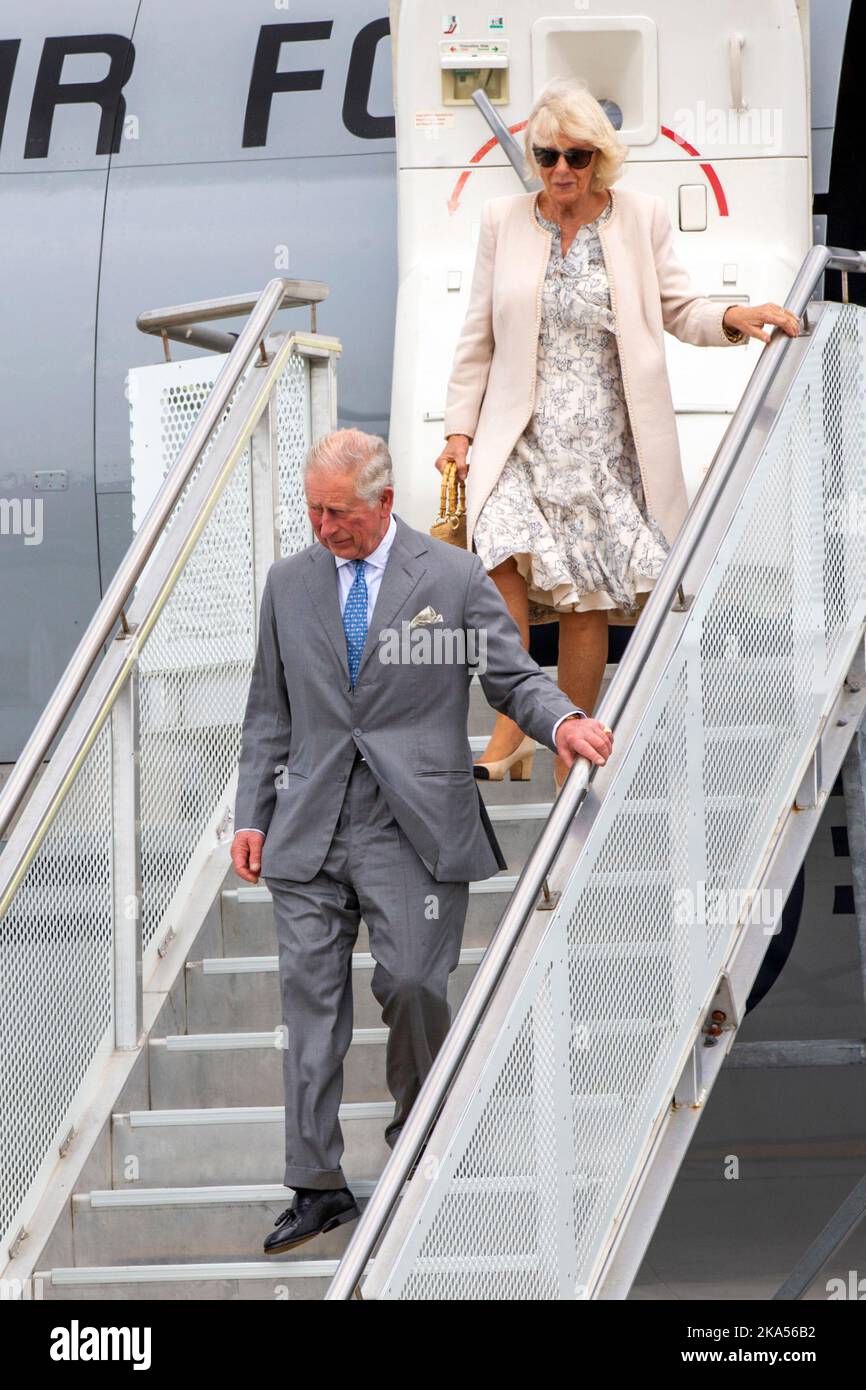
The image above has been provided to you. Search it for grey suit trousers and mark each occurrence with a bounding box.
[265,749,469,1191]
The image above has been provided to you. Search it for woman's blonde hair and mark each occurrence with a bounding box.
[524,78,628,192]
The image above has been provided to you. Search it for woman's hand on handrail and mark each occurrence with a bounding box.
[435,434,471,481]
[723,303,801,345]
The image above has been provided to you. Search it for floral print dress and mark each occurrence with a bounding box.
[473,195,671,625]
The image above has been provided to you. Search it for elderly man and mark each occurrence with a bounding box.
[232,428,613,1254]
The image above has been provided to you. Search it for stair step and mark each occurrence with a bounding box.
[34,1258,346,1301]
[112,1101,394,1187]
[185,948,485,1032]
[148,1029,389,1109]
[221,874,520,955]
[235,873,520,901]
[71,1181,377,1266]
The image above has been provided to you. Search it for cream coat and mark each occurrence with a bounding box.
[443,185,745,552]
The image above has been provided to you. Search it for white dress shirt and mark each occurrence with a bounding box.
[236,514,584,834]
[333,511,397,623]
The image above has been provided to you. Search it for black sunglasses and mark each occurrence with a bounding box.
[532,145,596,170]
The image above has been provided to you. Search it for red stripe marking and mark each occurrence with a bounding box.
[447,120,528,214]
[660,125,729,216]
[660,124,702,158]
[699,162,729,216]
[446,121,729,217]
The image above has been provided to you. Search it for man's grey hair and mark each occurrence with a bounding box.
[303,428,394,507]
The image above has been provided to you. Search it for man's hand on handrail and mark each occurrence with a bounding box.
[555,716,613,770]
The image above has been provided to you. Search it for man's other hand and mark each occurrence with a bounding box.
[232,830,265,884]
[555,716,613,769]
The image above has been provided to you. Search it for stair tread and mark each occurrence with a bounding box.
[38,1259,345,1284]
[153,1026,388,1049]
[119,1099,393,1125]
[230,872,520,905]
[78,1180,378,1208]
[188,947,487,974]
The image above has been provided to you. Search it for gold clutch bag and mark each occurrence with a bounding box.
[430,461,467,548]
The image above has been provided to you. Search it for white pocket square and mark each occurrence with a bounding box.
[409,605,444,629]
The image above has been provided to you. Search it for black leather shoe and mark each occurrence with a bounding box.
[263,1186,359,1255]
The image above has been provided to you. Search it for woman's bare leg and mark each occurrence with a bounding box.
[477,556,532,764]
[554,609,608,783]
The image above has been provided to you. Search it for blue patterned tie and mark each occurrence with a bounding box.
[342,558,368,689]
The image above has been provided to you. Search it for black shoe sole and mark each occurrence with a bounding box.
[263,1204,360,1256]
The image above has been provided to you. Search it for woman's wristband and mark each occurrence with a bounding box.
[722,309,745,343]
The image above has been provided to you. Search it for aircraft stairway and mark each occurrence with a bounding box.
[1,252,866,1301]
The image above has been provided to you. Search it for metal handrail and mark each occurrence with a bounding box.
[137,280,329,353]
[325,242,866,1299]
[471,90,540,192]
[0,276,298,842]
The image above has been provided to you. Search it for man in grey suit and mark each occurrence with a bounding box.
[231,428,613,1253]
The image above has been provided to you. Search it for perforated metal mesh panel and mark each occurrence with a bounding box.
[820,310,866,675]
[137,455,256,951]
[369,303,866,1300]
[129,360,248,534]
[0,726,113,1251]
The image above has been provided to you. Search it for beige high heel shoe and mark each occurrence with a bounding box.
[473,733,536,782]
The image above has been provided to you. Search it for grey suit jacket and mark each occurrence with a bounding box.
[234,513,585,883]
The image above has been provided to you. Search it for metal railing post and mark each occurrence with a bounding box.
[309,350,339,441]
[249,390,282,606]
[110,665,143,1050]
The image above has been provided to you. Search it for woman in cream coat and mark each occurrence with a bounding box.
[435,78,800,791]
